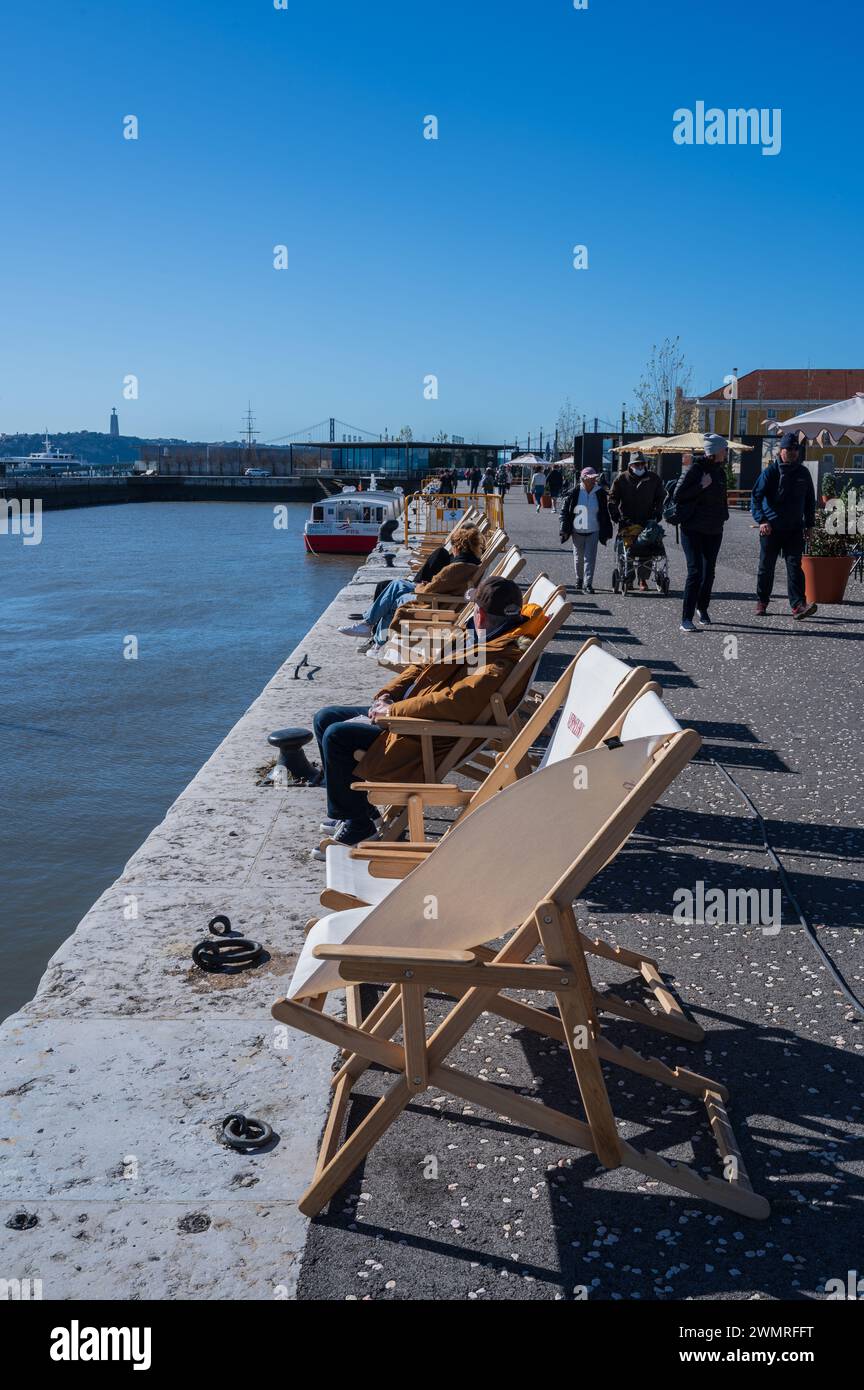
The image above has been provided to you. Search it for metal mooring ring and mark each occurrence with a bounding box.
[192,916,265,973]
[220,1113,273,1152]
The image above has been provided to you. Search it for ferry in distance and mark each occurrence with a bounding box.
[303,483,404,555]
[4,435,86,471]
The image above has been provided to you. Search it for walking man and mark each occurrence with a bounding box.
[751,432,817,619]
[671,433,729,633]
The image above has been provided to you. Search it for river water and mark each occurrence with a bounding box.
[0,501,358,1019]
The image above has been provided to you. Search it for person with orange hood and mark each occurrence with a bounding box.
[311,577,542,854]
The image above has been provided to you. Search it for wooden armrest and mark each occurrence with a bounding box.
[378,718,512,739]
[412,593,465,607]
[313,944,475,966]
[352,842,437,857]
[350,780,471,806]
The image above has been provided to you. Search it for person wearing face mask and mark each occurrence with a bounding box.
[669,433,729,633]
[750,432,817,619]
[608,452,665,589]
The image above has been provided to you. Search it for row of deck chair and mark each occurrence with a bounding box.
[274,626,770,1223]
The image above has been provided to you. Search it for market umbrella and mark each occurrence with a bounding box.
[612,432,754,454]
[764,393,864,446]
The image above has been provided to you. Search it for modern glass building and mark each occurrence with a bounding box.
[141,441,507,480]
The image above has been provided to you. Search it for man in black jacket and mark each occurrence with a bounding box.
[671,434,729,632]
[750,432,817,618]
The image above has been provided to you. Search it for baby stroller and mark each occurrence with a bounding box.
[611,519,670,595]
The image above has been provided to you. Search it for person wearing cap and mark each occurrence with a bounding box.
[608,452,665,589]
[751,432,817,619]
[310,576,538,853]
[670,433,730,633]
[559,466,612,593]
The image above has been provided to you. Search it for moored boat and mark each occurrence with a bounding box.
[303,485,403,555]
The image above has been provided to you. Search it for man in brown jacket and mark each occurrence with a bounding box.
[312,576,537,853]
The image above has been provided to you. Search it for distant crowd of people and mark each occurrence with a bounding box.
[428,433,820,633]
[553,431,818,630]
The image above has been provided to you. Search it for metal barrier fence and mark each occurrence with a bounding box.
[403,491,505,544]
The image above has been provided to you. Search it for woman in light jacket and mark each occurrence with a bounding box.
[530,467,547,511]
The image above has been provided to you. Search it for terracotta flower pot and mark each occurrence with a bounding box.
[801,555,854,605]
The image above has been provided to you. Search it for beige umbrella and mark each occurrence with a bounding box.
[612,432,754,454]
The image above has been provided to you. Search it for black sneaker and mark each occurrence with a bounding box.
[696,610,711,625]
[585,584,595,594]
[310,817,378,861]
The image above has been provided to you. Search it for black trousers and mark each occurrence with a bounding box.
[680,528,723,621]
[312,704,383,823]
[756,528,806,608]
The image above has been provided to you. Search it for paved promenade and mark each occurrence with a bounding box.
[2,493,861,1303]
[298,493,864,1302]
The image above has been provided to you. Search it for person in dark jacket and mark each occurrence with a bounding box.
[546,465,565,513]
[750,433,817,618]
[609,454,665,588]
[670,434,729,632]
[559,467,612,593]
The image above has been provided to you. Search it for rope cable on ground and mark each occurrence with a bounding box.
[710,757,864,1020]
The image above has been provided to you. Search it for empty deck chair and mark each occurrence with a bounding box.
[272,734,768,1221]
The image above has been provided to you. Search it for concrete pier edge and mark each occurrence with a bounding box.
[0,545,410,1300]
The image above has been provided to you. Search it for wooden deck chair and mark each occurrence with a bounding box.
[322,667,701,1044]
[407,508,490,565]
[272,736,769,1221]
[398,542,525,625]
[325,638,651,885]
[400,529,509,614]
[378,570,559,673]
[315,586,572,854]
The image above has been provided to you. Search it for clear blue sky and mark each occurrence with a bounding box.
[1,0,860,444]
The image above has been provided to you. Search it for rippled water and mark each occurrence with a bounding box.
[0,501,358,1019]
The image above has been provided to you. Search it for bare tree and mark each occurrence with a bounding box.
[396,425,413,442]
[555,396,581,453]
[632,338,693,433]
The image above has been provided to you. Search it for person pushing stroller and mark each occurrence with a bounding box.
[608,453,666,591]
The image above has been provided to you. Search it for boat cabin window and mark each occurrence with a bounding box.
[312,506,324,522]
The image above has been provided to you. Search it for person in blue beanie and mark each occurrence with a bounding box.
[750,432,817,619]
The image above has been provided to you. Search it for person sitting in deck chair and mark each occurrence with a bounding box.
[337,524,484,645]
[311,576,541,854]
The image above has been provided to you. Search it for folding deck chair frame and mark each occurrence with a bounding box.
[273,735,769,1222]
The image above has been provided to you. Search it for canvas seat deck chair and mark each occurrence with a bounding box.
[399,535,520,618]
[359,583,572,844]
[407,508,491,567]
[342,637,652,874]
[273,735,769,1221]
[389,544,524,638]
[315,582,571,854]
[321,664,701,1044]
[377,567,555,674]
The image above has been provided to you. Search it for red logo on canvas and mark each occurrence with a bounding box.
[567,713,585,737]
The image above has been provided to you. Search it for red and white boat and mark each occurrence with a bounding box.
[303,485,404,555]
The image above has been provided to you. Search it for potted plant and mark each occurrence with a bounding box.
[802,482,859,604]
